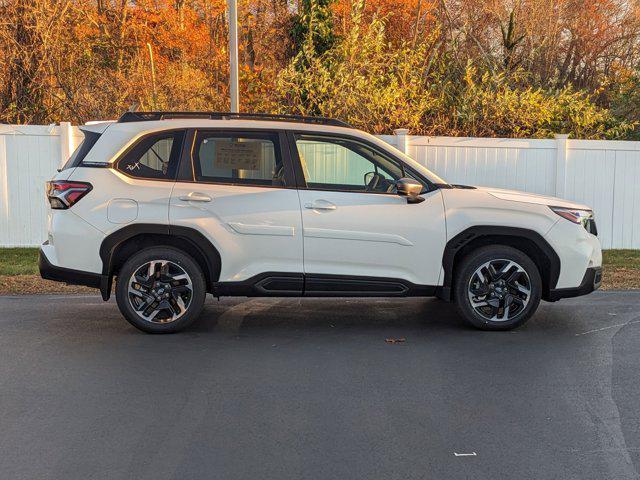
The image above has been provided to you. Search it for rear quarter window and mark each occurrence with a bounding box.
[116,130,186,180]
[61,131,102,170]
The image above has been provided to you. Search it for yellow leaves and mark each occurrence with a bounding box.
[274,13,440,134]
[277,26,636,139]
[451,66,637,139]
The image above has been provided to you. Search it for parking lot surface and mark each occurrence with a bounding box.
[0,291,639,480]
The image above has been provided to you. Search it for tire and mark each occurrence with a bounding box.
[115,246,206,333]
[453,245,541,331]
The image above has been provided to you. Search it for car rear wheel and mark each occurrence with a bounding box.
[115,247,206,333]
[454,245,541,331]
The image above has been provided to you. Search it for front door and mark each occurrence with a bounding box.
[169,129,304,290]
[291,133,446,291]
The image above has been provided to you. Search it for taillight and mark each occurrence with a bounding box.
[46,181,92,209]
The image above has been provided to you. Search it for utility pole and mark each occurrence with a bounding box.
[146,43,157,109]
[227,0,239,112]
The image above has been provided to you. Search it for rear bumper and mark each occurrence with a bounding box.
[39,245,108,296]
[546,267,602,302]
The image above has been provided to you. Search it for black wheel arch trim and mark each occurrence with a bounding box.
[99,224,561,302]
[99,224,221,301]
[437,226,561,302]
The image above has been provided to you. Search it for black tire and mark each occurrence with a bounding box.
[453,245,541,331]
[115,246,206,333]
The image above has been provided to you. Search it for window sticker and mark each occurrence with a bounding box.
[212,140,261,170]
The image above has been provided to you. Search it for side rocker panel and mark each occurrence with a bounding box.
[213,273,436,297]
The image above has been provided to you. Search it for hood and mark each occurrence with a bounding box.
[476,186,591,210]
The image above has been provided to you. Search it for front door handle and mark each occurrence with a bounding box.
[304,200,337,211]
[179,192,212,202]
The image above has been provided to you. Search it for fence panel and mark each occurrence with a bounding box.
[0,125,82,247]
[407,137,557,196]
[563,141,640,249]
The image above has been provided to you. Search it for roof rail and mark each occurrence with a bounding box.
[117,111,352,128]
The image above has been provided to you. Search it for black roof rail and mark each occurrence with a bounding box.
[117,111,352,128]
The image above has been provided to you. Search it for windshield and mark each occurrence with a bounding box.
[360,131,448,186]
[393,147,448,186]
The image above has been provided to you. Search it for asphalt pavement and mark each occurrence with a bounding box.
[0,291,639,480]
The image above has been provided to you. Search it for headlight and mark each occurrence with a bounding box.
[549,206,598,236]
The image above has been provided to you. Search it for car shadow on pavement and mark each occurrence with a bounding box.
[190,297,469,334]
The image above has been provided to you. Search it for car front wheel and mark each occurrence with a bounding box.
[454,245,542,331]
[115,247,206,333]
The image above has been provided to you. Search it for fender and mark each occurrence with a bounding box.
[98,223,221,300]
[437,226,561,302]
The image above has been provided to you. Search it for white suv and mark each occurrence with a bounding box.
[39,112,602,333]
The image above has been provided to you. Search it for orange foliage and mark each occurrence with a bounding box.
[332,0,438,44]
[0,0,638,134]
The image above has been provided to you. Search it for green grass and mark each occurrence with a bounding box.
[0,248,40,275]
[1,247,639,279]
[602,249,640,269]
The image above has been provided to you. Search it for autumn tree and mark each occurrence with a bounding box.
[0,0,638,138]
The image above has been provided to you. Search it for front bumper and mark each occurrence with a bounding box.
[39,245,107,294]
[546,266,602,302]
[544,217,602,289]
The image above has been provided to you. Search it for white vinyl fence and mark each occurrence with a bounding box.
[0,123,82,247]
[0,123,638,249]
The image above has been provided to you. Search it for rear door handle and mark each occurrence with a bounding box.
[304,200,337,211]
[179,192,212,202]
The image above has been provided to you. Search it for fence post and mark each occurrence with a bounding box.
[0,135,8,246]
[59,121,74,168]
[393,128,410,155]
[554,133,569,198]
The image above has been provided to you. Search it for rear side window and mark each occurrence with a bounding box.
[61,131,101,170]
[117,130,185,180]
[193,132,285,187]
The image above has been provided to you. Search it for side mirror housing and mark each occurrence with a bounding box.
[396,178,425,204]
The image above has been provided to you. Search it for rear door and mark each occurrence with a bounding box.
[169,129,304,290]
[290,132,446,291]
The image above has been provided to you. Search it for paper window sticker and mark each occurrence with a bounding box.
[214,140,262,170]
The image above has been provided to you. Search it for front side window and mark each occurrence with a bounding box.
[295,134,404,193]
[117,130,185,180]
[193,132,285,187]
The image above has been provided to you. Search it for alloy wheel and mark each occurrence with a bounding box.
[467,259,531,322]
[127,260,193,324]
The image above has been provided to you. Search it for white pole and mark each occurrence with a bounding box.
[227,0,239,113]
[393,128,410,155]
[59,122,74,168]
[554,133,569,198]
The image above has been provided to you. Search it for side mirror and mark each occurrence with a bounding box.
[396,178,425,204]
